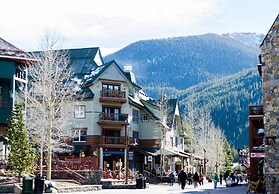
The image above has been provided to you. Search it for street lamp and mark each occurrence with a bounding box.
[203,149,207,177]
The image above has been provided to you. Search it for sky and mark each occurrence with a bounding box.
[1,0,278,55]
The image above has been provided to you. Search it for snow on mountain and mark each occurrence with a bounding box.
[222,32,265,48]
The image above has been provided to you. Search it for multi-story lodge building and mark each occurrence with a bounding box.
[0,38,35,161]
[259,14,279,193]
[58,47,192,176]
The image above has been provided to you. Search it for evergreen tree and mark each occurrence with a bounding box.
[222,140,234,174]
[6,103,35,182]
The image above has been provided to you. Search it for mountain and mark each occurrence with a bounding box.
[222,32,265,48]
[104,33,260,90]
[104,33,264,148]
[178,68,262,148]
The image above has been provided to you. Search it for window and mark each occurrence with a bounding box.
[102,107,121,121]
[173,118,177,130]
[170,137,174,147]
[175,136,178,146]
[142,114,149,122]
[72,128,87,142]
[102,83,120,91]
[133,131,139,145]
[74,105,85,118]
[132,109,139,124]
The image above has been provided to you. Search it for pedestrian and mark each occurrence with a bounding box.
[178,169,187,190]
[219,172,223,185]
[224,170,229,183]
[230,172,235,182]
[212,172,219,189]
[187,172,193,185]
[169,171,175,186]
[199,172,204,185]
[193,172,199,188]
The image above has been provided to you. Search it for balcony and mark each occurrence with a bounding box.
[0,102,12,123]
[0,102,10,108]
[99,90,127,103]
[249,106,263,119]
[101,136,137,148]
[97,113,128,125]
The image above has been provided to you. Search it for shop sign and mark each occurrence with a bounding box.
[251,152,265,158]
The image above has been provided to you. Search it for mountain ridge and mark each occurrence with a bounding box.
[104,32,264,148]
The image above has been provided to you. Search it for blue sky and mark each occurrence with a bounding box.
[1,0,278,55]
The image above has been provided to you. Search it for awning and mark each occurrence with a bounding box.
[154,149,190,158]
[104,151,124,155]
[131,148,159,156]
[74,145,90,154]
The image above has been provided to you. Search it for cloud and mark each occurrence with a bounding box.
[0,0,222,51]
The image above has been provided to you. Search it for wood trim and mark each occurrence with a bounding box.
[102,105,121,108]
[72,127,87,130]
[102,81,121,86]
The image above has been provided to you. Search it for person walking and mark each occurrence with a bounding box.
[178,169,187,190]
[193,172,199,188]
[219,172,223,185]
[187,172,193,185]
[212,172,219,189]
[199,172,204,185]
[169,171,175,186]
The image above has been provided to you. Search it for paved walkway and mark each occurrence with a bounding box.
[63,182,248,194]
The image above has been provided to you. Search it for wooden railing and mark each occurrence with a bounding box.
[100,90,126,98]
[50,156,97,171]
[101,136,126,145]
[99,113,128,122]
[101,136,137,145]
[0,102,10,108]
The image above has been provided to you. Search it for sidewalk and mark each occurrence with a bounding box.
[155,181,248,193]
[60,181,248,194]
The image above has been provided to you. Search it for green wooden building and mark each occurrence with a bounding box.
[0,38,35,161]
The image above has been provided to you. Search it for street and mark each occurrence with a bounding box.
[62,182,248,194]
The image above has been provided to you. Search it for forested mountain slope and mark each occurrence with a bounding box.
[105,33,260,90]
[178,68,262,148]
[104,33,263,148]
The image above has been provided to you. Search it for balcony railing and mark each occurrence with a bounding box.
[249,106,263,116]
[101,136,137,146]
[99,113,128,122]
[0,102,10,108]
[100,90,126,103]
[98,113,128,125]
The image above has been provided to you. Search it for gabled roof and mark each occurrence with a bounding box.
[167,99,178,127]
[140,100,159,120]
[83,60,115,85]
[0,37,35,64]
[83,60,142,90]
[68,47,103,76]
[260,14,279,47]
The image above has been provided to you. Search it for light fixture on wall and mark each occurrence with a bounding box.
[257,128,264,136]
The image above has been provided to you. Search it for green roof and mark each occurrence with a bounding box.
[68,47,102,76]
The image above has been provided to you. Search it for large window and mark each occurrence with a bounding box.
[74,105,85,118]
[102,83,120,91]
[72,128,87,142]
[102,107,121,121]
[132,109,139,124]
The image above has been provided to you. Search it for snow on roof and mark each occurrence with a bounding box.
[71,77,84,92]
[84,65,105,79]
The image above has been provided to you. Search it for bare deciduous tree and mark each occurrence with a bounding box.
[25,33,81,180]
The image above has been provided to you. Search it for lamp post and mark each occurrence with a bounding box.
[125,124,129,184]
[203,149,207,177]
